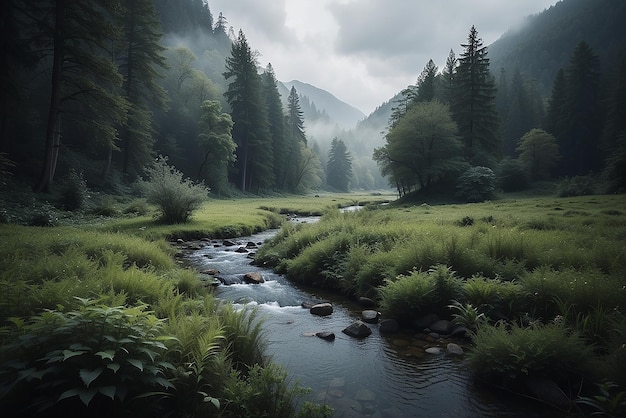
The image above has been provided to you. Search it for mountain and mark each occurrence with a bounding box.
[488,0,626,95]
[278,80,366,130]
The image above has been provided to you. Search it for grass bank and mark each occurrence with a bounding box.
[255,194,626,408]
[0,192,396,417]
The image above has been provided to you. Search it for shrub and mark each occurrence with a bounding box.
[468,320,593,387]
[557,175,595,197]
[0,298,175,417]
[496,157,529,192]
[27,202,59,227]
[123,198,149,216]
[59,169,88,211]
[142,156,208,224]
[456,166,496,203]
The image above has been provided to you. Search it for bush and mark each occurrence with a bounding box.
[456,166,496,203]
[59,169,88,211]
[557,175,595,197]
[142,156,208,224]
[496,158,529,192]
[468,320,593,387]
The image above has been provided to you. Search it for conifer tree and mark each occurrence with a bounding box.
[415,59,438,103]
[261,64,288,190]
[117,0,168,177]
[34,0,128,192]
[223,30,273,191]
[282,86,307,191]
[452,26,500,165]
[327,137,352,192]
[438,49,457,104]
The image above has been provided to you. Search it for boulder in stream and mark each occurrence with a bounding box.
[243,272,264,284]
[316,331,335,341]
[361,310,381,324]
[342,320,372,338]
[310,303,333,316]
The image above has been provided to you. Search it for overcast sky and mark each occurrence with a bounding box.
[209,0,558,115]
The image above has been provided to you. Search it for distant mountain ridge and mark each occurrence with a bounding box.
[278,80,366,130]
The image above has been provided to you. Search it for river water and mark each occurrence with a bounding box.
[183,216,556,417]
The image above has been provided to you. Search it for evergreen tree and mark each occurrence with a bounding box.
[544,68,568,139]
[34,0,128,192]
[283,86,307,191]
[601,52,626,165]
[438,49,457,104]
[117,0,168,177]
[415,59,438,103]
[223,30,273,191]
[452,26,500,165]
[261,64,288,190]
[516,128,560,181]
[326,137,352,192]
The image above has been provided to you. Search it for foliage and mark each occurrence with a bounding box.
[142,156,208,223]
[516,129,560,181]
[468,320,593,386]
[557,175,596,197]
[0,298,175,417]
[496,157,529,192]
[576,381,626,418]
[59,170,89,211]
[448,300,487,331]
[456,166,496,202]
[326,137,353,192]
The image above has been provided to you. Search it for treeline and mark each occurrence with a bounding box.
[375,25,626,198]
[0,0,353,198]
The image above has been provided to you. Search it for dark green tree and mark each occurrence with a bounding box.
[452,26,500,165]
[223,30,273,191]
[261,64,288,190]
[375,100,463,195]
[326,137,352,192]
[34,0,128,192]
[196,100,235,193]
[283,86,307,191]
[544,68,568,138]
[117,0,168,177]
[437,49,457,104]
[415,59,438,103]
[550,41,602,176]
[516,128,560,181]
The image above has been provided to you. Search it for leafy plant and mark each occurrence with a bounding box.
[448,300,487,331]
[142,155,208,224]
[456,166,496,203]
[59,169,88,211]
[576,381,626,417]
[0,298,175,416]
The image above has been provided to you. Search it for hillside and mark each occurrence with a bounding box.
[488,0,626,94]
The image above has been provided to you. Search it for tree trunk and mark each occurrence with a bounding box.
[35,0,65,192]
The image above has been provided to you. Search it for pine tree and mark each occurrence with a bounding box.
[438,49,457,104]
[223,30,273,191]
[261,64,288,190]
[452,26,500,165]
[544,68,568,138]
[34,0,128,192]
[117,0,168,177]
[327,137,352,192]
[283,86,307,191]
[415,59,438,103]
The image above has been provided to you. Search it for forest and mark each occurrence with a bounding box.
[1,0,625,200]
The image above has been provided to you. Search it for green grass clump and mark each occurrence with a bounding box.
[468,320,593,387]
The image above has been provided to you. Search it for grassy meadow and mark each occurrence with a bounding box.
[1,190,625,415]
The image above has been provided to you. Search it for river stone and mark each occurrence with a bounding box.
[450,325,469,338]
[200,268,220,275]
[446,343,464,356]
[342,320,372,338]
[379,318,399,333]
[430,319,451,334]
[246,241,257,248]
[357,296,377,308]
[316,331,335,341]
[235,246,248,253]
[310,303,333,316]
[413,313,439,330]
[222,239,236,246]
[361,310,380,323]
[243,272,264,284]
[354,388,376,402]
[425,347,443,355]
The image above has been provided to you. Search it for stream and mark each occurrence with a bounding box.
[182,213,557,417]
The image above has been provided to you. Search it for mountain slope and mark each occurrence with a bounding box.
[280,80,366,130]
[488,0,626,94]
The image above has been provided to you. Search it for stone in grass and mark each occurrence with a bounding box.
[425,347,443,355]
[310,303,333,316]
[446,343,464,356]
[342,320,372,338]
